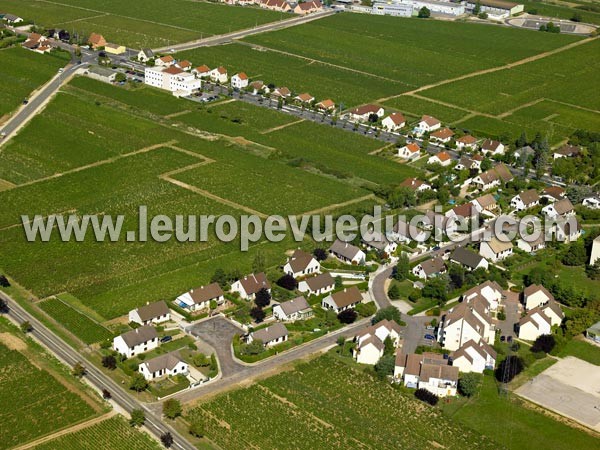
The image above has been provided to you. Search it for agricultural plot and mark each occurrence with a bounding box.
[0,343,96,449]
[187,355,499,450]
[520,0,600,25]
[244,13,579,90]
[421,39,600,117]
[383,95,471,124]
[175,42,404,107]
[0,46,68,119]
[39,297,112,344]
[0,0,284,48]
[32,416,162,450]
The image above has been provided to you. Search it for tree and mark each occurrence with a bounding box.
[334,276,343,289]
[254,288,271,307]
[515,131,528,148]
[129,373,148,392]
[423,276,449,304]
[337,336,346,347]
[20,321,32,333]
[72,362,86,378]
[571,12,582,22]
[383,336,395,355]
[277,274,298,291]
[531,334,555,354]
[495,355,524,383]
[0,275,10,287]
[458,373,482,397]
[473,0,481,15]
[129,409,145,427]
[325,309,338,327]
[394,253,410,281]
[562,241,587,266]
[240,339,264,355]
[115,72,126,83]
[102,388,111,399]
[373,306,402,325]
[313,248,327,261]
[586,260,600,280]
[418,6,431,18]
[252,251,266,273]
[374,354,395,379]
[102,355,117,370]
[249,306,265,323]
[415,388,439,405]
[337,309,358,324]
[189,421,204,438]
[210,268,228,288]
[163,399,182,419]
[480,158,492,171]
[161,432,174,448]
[388,283,401,300]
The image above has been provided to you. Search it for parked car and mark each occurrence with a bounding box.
[500,336,506,342]
[160,335,172,343]
[507,336,513,343]
[424,334,435,340]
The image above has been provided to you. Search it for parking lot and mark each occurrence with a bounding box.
[516,357,600,432]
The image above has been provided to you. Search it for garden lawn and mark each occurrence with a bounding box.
[556,339,600,366]
[0,46,68,118]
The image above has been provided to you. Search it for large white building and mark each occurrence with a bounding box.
[371,2,413,17]
[395,0,465,15]
[138,352,188,381]
[144,66,201,96]
[113,326,159,358]
[394,351,459,397]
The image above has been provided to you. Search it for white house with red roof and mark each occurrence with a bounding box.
[430,127,454,144]
[209,66,228,83]
[382,112,406,131]
[155,55,175,67]
[231,72,249,89]
[456,135,478,150]
[231,273,271,300]
[414,115,441,135]
[428,151,452,166]
[347,104,384,122]
[192,65,211,78]
[398,142,421,160]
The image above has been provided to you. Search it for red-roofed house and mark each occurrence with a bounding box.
[209,66,228,83]
[231,72,249,89]
[348,104,384,122]
[382,112,406,131]
[430,127,454,144]
[398,142,421,160]
[428,151,452,166]
[415,115,441,135]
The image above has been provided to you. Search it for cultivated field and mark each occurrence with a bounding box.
[0,78,392,319]
[0,0,284,48]
[39,296,113,344]
[187,355,500,450]
[0,334,97,449]
[32,416,162,450]
[0,46,68,119]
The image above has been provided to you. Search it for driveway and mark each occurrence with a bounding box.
[187,316,246,377]
[496,290,521,338]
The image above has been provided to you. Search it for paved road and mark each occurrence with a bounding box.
[152,10,336,53]
[164,315,371,405]
[0,292,196,450]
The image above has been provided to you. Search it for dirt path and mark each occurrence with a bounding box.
[13,411,116,450]
[0,332,27,351]
[377,37,598,103]
[301,194,376,216]
[368,143,395,155]
[260,119,304,134]
[497,98,547,118]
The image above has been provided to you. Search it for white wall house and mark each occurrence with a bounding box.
[322,286,362,313]
[176,282,225,311]
[138,352,188,381]
[209,66,228,83]
[518,311,552,341]
[479,238,513,262]
[382,112,406,131]
[329,239,366,265]
[298,272,335,296]
[144,66,201,96]
[523,284,554,311]
[542,198,574,219]
[273,296,313,321]
[230,272,271,300]
[128,301,170,326]
[231,72,249,89]
[510,189,540,211]
[414,115,441,135]
[113,326,159,358]
[248,323,288,347]
[398,142,421,160]
[450,339,496,374]
[395,352,459,397]
[481,139,505,155]
[283,249,321,278]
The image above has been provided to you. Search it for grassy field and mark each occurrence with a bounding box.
[32,416,162,450]
[244,13,579,90]
[0,0,284,48]
[187,355,499,449]
[0,321,98,449]
[521,0,600,25]
[419,38,600,142]
[556,339,600,365]
[383,95,471,124]
[0,78,390,319]
[175,42,404,108]
[0,46,68,119]
[39,296,113,344]
[441,374,600,450]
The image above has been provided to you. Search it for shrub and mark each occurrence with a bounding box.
[495,355,524,383]
[458,373,482,397]
[372,306,402,325]
[337,309,358,324]
[531,334,555,354]
[250,306,265,323]
[374,354,395,379]
[415,388,439,405]
[277,274,298,291]
[0,275,10,287]
[162,399,182,419]
[254,288,271,307]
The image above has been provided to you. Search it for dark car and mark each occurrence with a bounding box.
[22,99,29,105]
[424,334,435,340]
[160,335,172,343]
[500,336,506,342]
[507,336,513,343]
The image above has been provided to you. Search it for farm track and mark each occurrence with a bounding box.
[13,411,117,450]
[260,118,305,134]
[376,36,599,103]
[301,194,376,216]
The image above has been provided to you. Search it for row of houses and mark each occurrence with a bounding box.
[221,0,323,14]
